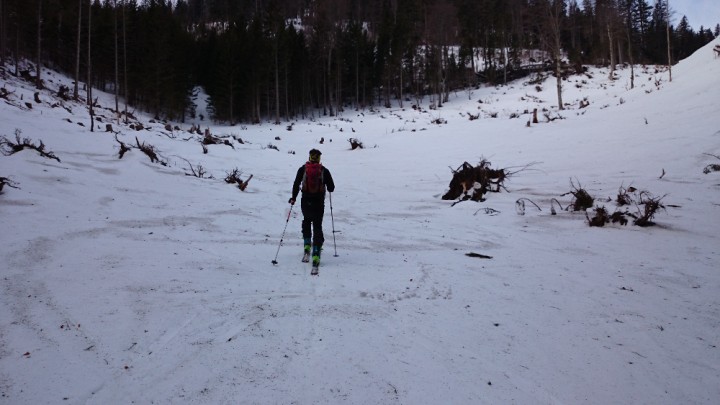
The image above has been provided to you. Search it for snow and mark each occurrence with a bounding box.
[1,38,719,404]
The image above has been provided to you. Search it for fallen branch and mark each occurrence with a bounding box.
[239,174,253,191]
[550,198,565,215]
[0,176,20,193]
[114,135,131,159]
[0,129,61,162]
[703,153,720,174]
[466,252,493,259]
[202,130,234,150]
[504,161,542,177]
[179,157,212,179]
[704,164,720,174]
[135,136,166,165]
[473,207,500,216]
[515,198,542,215]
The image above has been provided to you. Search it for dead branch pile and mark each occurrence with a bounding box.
[632,191,666,226]
[224,168,253,191]
[518,180,668,228]
[0,129,61,162]
[616,185,637,206]
[586,188,666,227]
[587,206,610,227]
[443,160,508,202]
[561,179,593,211]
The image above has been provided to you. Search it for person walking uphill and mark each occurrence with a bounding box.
[289,149,335,271]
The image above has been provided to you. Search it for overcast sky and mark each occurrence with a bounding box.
[669,0,720,30]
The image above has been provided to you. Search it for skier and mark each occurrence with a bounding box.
[289,149,335,271]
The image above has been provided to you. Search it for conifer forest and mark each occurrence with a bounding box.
[1,0,717,124]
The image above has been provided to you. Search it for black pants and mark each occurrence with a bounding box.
[301,197,325,247]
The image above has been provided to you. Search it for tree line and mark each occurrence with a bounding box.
[1,0,717,124]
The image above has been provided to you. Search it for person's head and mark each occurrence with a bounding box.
[309,149,322,163]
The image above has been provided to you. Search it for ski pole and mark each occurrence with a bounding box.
[271,204,294,265]
[329,192,338,257]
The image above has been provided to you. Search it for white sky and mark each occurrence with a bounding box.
[669,0,720,30]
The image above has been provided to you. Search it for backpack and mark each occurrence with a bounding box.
[302,162,324,193]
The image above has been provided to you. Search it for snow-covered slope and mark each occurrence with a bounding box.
[1,38,719,404]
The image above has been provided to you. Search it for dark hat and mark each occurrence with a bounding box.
[309,149,322,162]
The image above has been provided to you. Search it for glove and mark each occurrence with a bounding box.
[288,198,296,205]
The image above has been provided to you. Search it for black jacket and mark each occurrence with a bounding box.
[292,163,335,201]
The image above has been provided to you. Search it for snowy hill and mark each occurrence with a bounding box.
[1,38,719,404]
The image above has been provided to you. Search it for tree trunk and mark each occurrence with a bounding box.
[74,0,81,100]
[355,48,359,109]
[122,0,128,123]
[627,23,634,89]
[436,45,443,107]
[35,0,42,89]
[399,57,403,108]
[443,46,449,103]
[14,22,18,75]
[87,0,93,132]
[607,23,615,80]
[229,76,234,125]
[284,64,289,120]
[503,34,508,85]
[666,0,672,82]
[546,1,564,110]
[113,0,119,117]
[1,0,5,66]
[336,55,341,114]
[274,39,280,124]
[327,46,334,116]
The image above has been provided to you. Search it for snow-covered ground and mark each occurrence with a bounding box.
[1,38,719,404]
